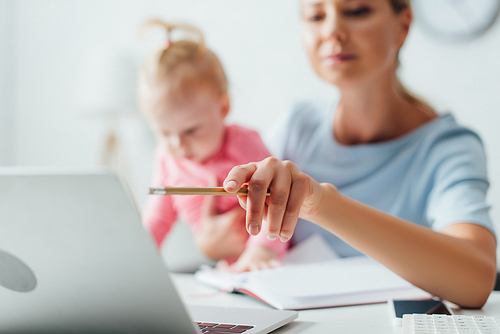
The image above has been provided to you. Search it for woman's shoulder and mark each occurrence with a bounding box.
[420,113,484,152]
[415,113,487,176]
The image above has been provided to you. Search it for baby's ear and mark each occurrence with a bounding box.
[220,93,230,118]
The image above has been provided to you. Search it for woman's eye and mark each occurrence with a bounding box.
[344,6,371,17]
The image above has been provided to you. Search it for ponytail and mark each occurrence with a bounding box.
[138,19,228,116]
[140,19,207,66]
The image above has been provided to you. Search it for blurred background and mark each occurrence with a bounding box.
[1,0,500,269]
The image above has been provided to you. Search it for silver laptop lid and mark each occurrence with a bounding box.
[0,168,199,333]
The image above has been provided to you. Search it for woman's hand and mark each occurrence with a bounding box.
[216,244,282,273]
[195,191,248,261]
[223,157,325,242]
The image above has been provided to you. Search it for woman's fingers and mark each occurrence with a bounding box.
[224,163,258,192]
[264,160,308,242]
[265,160,292,241]
[245,160,276,236]
[224,158,311,241]
[279,166,309,241]
[224,160,270,236]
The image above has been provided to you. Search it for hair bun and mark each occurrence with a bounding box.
[140,18,205,49]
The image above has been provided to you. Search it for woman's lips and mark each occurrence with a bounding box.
[323,53,356,66]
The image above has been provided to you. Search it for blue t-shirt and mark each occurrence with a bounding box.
[264,99,495,257]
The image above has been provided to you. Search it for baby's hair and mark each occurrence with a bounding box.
[138,19,228,115]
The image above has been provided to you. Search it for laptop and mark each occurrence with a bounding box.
[0,168,297,333]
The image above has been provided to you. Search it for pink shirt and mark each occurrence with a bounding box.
[142,124,288,259]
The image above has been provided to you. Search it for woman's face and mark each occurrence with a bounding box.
[300,0,411,87]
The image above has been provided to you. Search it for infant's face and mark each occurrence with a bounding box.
[149,86,229,163]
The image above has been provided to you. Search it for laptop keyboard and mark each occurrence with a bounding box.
[195,322,255,333]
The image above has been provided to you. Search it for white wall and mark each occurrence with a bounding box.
[2,0,336,210]
[0,0,5,165]
[1,1,500,256]
[0,0,16,165]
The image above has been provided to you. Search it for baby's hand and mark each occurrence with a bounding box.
[195,189,248,260]
[216,245,281,273]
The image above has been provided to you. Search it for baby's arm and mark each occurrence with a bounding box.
[246,220,289,259]
[194,193,248,261]
[142,194,177,248]
[218,221,289,273]
[142,149,178,248]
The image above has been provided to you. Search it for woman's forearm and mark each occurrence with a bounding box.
[223,159,496,307]
[306,183,497,308]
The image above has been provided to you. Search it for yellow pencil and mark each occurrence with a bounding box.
[149,187,271,196]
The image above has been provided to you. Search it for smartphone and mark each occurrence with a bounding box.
[389,298,453,327]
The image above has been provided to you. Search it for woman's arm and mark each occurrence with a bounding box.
[224,157,497,308]
[315,186,496,308]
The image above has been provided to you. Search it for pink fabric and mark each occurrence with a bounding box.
[142,124,289,259]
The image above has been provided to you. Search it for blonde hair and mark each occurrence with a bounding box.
[138,19,228,115]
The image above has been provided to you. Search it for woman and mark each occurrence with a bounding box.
[218,0,497,308]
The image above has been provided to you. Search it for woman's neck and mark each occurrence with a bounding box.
[333,76,436,145]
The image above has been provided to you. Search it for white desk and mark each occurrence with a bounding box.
[171,273,500,334]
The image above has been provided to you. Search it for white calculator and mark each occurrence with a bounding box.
[402,314,500,333]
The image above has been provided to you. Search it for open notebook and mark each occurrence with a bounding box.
[195,237,431,310]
